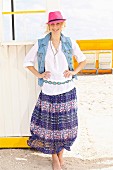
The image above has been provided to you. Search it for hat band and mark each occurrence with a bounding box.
[48,19,64,23]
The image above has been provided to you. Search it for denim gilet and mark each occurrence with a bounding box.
[37,33,77,86]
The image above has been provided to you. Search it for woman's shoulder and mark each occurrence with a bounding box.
[69,37,78,48]
[61,33,76,45]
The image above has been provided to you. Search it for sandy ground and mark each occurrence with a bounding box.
[0,74,113,170]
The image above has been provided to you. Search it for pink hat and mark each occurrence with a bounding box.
[47,11,66,24]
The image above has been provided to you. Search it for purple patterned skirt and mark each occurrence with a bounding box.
[27,87,78,154]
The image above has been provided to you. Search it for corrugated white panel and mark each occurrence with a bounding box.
[0,44,39,137]
[1,45,13,136]
[83,52,96,69]
[25,45,38,136]
[99,52,112,69]
[9,45,21,136]
[0,46,5,136]
[17,45,29,136]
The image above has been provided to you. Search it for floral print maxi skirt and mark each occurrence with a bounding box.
[27,87,78,154]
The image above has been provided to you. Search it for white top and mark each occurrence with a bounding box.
[23,39,86,95]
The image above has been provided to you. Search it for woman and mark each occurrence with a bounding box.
[23,11,86,170]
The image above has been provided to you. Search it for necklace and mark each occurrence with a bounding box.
[50,40,58,56]
[50,41,59,65]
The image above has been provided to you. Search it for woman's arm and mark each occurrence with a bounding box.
[23,41,51,79]
[63,60,86,78]
[63,39,86,78]
[72,60,86,75]
[27,66,51,79]
[27,66,41,78]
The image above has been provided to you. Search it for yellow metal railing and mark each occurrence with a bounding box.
[2,10,46,15]
[77,39,113,50]
[74,39,113,74]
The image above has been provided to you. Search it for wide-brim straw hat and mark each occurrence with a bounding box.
[46,11,66,24]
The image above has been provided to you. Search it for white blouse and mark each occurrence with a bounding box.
[23,39,86,95]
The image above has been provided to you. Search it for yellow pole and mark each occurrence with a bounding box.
[96,51,99,69]
[112,41,113,71]
[112,50,113,71]
[2,10,46,15]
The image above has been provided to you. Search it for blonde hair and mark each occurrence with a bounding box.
[45,21,66,34]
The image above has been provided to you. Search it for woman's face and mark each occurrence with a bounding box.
[49,22,63,34]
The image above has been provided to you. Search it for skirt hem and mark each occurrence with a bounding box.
[27,143,71,154]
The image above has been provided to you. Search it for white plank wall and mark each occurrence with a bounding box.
[0,46,5,136]
[0,43,40,137]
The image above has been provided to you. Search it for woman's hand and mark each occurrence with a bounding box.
[27,66,51,79]
[40,71,51,79]
[63,70,75,78]
[63,60,86,78]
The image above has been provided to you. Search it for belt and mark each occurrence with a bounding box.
[43,79,73,85]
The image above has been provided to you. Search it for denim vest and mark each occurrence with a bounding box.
[37,33,77,86]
